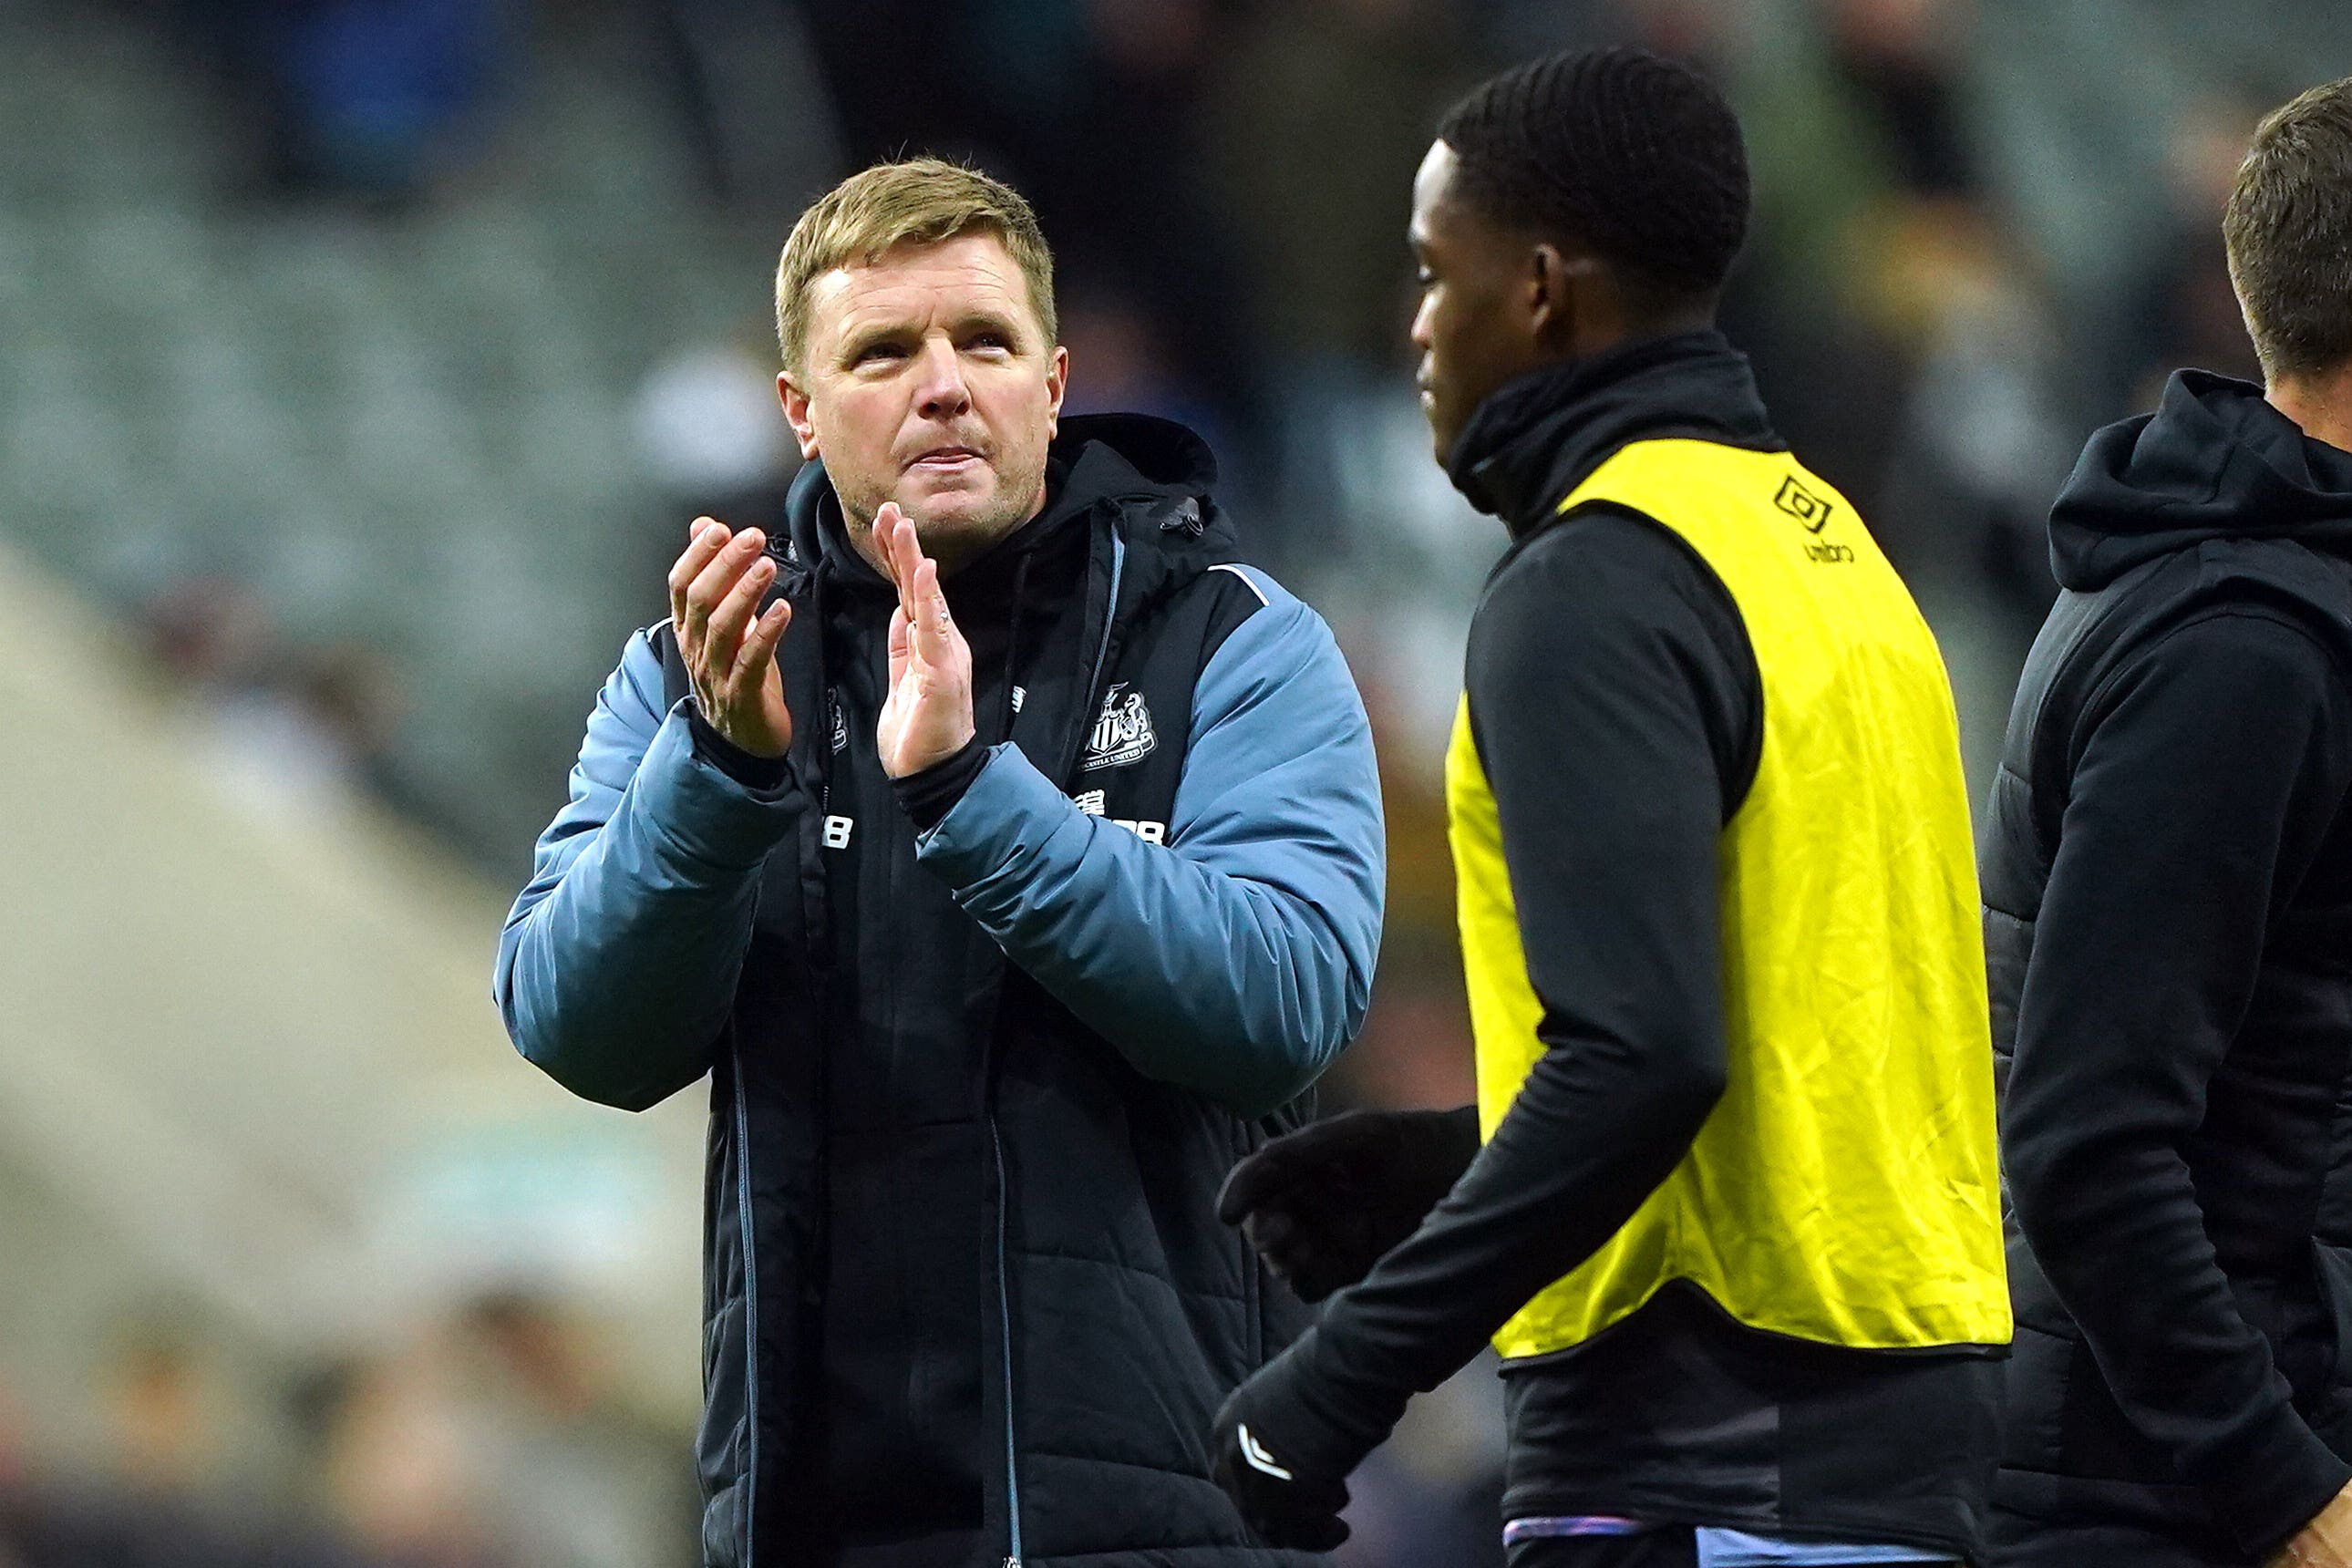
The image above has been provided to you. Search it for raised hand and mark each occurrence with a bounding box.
[669,517,793,758]
[1216,1107,1482,1302]
[873,502,976,779]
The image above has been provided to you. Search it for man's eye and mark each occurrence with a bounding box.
[857,343,908,365]
[968,333,1009,351]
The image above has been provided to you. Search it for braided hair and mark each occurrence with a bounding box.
[1437,46,1750,304]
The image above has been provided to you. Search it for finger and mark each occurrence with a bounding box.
[683,528,766,650]
[705,553,776,676]
[668,519,732,628]
[1260,1479,1352,1553]
[912,556,954,666]
[888,603,911,693]
[1288,1250,1351,1304]
[874,502,910,594]
[889,507,926,619]
[1217,1142,1317,1222]
[1290,1501,1351,1553]
[1250,1211,1298,1253]
[731,600,791,685]
[1215,1158,1265,1225]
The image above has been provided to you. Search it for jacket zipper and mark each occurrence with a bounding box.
[991,1119,1023,1568]
[731,1045,761,1567]
[990,526,1124,1568]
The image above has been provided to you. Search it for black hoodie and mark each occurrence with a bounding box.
[1981,371,2352,1563]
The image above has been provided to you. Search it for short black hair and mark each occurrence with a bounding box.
[2225,77,2352,381]
[1437,46,1750,304]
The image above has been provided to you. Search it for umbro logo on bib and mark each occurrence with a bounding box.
[1081,684,1156,771]
[1772,474,1834,532]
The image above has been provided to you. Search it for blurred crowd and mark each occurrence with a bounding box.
[14,0,2345,1563]
[0,1294,690,1568]
[107,0,2285,851]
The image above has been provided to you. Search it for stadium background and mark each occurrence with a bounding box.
[3,0,2347,1563]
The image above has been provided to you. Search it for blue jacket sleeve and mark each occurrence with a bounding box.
[913,566,1385,1118]
[493,628,804,1110]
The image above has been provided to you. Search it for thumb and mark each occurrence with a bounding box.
[1218,1140,1310,1224]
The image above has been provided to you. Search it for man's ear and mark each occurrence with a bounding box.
[1043,345,1069,440]
[778,371,821,461]
[1527,243,1569,344]
[1528,243,1605,353]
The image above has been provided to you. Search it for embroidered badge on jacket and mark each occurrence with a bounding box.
[1082,683,1157,771]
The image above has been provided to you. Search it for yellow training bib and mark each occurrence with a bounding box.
[1449,438,2009,1359]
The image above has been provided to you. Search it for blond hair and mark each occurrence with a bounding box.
[774,158,1057,373]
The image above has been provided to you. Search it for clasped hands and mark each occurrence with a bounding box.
[666,503,975,777]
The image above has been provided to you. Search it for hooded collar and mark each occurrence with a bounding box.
[2048,369,2352,591]
[1446,328,1780,537]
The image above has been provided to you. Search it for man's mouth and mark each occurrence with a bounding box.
[909,446,984,471]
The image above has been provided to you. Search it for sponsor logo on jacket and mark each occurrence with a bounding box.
[1082,684,1156,771]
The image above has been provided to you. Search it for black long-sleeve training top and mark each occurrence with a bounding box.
[1295,333,1999,1552]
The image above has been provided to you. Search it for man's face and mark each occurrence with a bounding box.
[1408,139,1549,468]
[781,232,1068,562]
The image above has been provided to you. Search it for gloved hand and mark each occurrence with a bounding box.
[1209,1327,1405,1552]
[1216,1106,1481,1301]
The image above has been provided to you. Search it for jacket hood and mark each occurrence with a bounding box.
[2049,370,2352,591]
[779,412,1231,580]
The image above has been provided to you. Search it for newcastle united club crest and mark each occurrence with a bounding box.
[1081,683,1156,771]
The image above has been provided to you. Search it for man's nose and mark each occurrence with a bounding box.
[1408,294,1436,353]
[912,336,973,419]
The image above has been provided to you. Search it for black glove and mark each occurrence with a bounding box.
[1209,1327,1406,1552]
[1216,1106,1480,1301]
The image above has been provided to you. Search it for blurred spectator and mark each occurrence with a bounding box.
[2107,97,2268,414]
[273,0,509,202]
[629,336,798,530]
[1203,0,1472,561]
[140,578,414,822]
[447,1293,696,1568]
[318,1338,512,1568]
[1823,0,1981,198]
[1207,0,1470,371]
[103,1323,222,1498]
[1873,210,2075,616]
[650,0,840,208]
[170,0,512,204]
[1057,288,1233,450]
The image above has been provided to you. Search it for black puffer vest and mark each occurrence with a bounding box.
[1981,373,2352,1554]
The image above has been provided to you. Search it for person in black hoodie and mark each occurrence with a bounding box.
[1208,48,2007,1567]
[494,160,1387,1568]
[1978,78,2352,1568]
